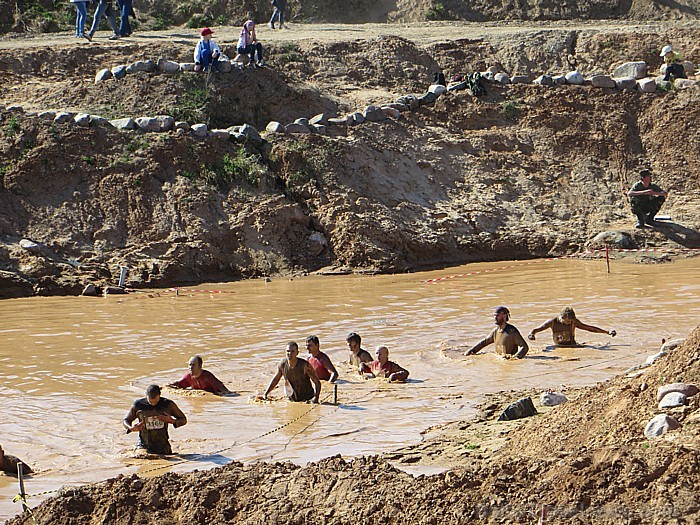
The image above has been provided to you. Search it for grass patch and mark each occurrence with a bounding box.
[5,115,20,138]
[171,77,210,124]
[500,97,520,118]
[426,2,448,20]
[181,146,268,190]
[464,443,480,450]
[276,42,303,64]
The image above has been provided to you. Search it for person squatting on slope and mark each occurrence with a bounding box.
[627,169,668,228]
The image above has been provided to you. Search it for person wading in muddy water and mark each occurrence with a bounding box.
[346,332,372,367]
[263,342,321,403]
[359,346,409,382]
[123,384,187,455]
[167,354,231,395]
[305,335,339,383]
[464,306,529,359]
[527,307,616,347]
[0,445,32,476]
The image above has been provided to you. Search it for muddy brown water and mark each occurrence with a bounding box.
[1,256,699,520]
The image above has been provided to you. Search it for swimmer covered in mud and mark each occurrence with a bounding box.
[464,306,528,359]
[263,342,321,403]
[346,332,372,367]
[527,307,616,347]
[123,384,187,455]
[167,354,231,395]
[359,346,409,382]
[0,445,32,476]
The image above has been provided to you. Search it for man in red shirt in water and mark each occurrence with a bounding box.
[168,355,231,395]
[305,335,339,383]
[359,346,409,382]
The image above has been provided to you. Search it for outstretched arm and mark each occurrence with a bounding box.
[574,319,616,336]
[263,370,284,399]
[464,333,494,355]
[528,319,553,340]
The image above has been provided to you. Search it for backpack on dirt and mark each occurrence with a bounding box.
[466,72,486,97]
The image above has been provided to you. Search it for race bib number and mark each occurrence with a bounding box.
[555,332,572,343]
[143,415,164,430]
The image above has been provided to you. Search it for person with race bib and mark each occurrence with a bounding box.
[464,306,529,359]
[346,332,372,367]
[123,384,187,455]
[263,342,321,403]
[527,307,616,347]
[305,335,339,383]
[359,346,409,382]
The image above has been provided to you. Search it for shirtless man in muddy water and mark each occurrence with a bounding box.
[263,342,321,403]
[167,355,231,395]
[123,384,188,455]
[0,445,32,476]
[464,306,529,359]
[527,306,616,347]
[347,332,372,367]
[359,346,409,382]
[306,335,339,383]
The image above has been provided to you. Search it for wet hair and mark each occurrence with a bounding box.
[287,341,299,351]
[306,335,320,345]
[494,306,510,321]
[190,355,203,366]
[560,307,576,320]
[639,169,652,179]
[146,384,161,398]
[346,332,361,345]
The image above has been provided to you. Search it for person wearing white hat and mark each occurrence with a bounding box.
[660,45,686,81]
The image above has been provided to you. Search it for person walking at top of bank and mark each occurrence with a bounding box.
[123,384,187,455]
[527,307,616,347]
[269,0,287,29]
[305,335,338,383]
[627,169,668,228]
[464,306,528,359]
[167,355,231,395]
[359,346,409,382]
[263,342,321,403]
[660,45,686,82]
[346,332,372,367]
[194,27,221,73]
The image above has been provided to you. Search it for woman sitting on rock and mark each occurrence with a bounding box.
[237,20,265,68]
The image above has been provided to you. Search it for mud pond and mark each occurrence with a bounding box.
[1,256,699,520]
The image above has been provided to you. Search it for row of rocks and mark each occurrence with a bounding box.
[95,57,240,83]
[453,62,698,93]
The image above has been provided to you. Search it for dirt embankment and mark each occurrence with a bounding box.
[8,326,700,525]
[1,27,699,298]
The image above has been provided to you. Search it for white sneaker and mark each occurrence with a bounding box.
[109,33,120,40]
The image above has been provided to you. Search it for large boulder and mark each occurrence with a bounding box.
[498,397,538,421]
[285,122,311,134]
[348,112,365,125]
[110,118,137,130]
[674,78,698,89]
[174,121,190,131]
[310,113,329,126]
[657,383,699,401]
[615,77,637,91]
[659,392,687,409]
[565,71,585,85]
[541,391,568,406]
[381,106,401,119]
[265,121,285,133]
[591,230,635,249]
[533,75,554,86]
[239,123,263,145]
[127,60,156,73]
[89,115,110,127]
[590,75,616,88]
[74,113,91,127]
[135,117,161,132]
[209,129,230,139]
[637,78,657,93]
[155,115,174,131]
[95,68,112,83]
[612,61,647,79]
[53,112,73,124]
[191,123,208,137]
[363,105,386,122]
[494,72,511,84]
[644,414,681,438]
[157,58,180,73]
[111,65,127,80]
[179,62,196,72]
[511,75,531,84]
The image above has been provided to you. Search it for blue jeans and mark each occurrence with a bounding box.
[238,43,263,64]
[118,0,132,36]
[88,0,119,37]
[270,7,285,26]
[74,1,88,37]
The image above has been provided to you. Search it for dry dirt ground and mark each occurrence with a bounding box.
[1,22,698,298]
[7,327,700,524]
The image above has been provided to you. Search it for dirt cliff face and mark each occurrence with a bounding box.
[1,29,699,297]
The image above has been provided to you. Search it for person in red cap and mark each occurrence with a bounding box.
[194,27,221,73]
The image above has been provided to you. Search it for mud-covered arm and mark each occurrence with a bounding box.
[528,318,553,340]
[166,401,187,428]
[465,332,494,355]
[387,362,409,383]
[574,319,615,336]
[263,369,284,399]
[123,404,141,433]
[513,329,529,359]
[306,363,321,403]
